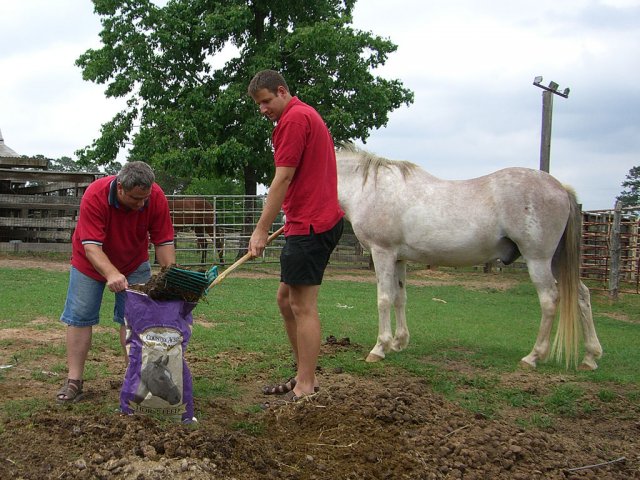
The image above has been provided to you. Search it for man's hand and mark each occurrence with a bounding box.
[248,228,269,258]
[105,272,128,292]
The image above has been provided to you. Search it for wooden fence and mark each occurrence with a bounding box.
[581,205,639,295]
[0,157,102,251]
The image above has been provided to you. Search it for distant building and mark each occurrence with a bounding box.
[0,129,20,157]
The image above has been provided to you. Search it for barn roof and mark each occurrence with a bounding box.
[0,128,20,157]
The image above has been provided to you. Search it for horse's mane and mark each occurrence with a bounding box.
[337,142,417,186]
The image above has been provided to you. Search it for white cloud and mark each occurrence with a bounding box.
[351,0,640,210]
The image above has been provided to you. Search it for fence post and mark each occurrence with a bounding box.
[609,201,622,300]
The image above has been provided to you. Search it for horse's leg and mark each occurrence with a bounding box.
[520,260,558,369]
[577,281,603,370]
[196,235,207,264]
[391,260,409,352]
[216,235,225,265]
[366,249,397,362]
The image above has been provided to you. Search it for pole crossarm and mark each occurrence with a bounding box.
[533,76,570,98]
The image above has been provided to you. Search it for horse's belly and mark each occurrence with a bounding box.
[398,234,502,266]
[400,248,495,266]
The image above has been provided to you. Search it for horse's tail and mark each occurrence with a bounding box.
[551,188,582,369]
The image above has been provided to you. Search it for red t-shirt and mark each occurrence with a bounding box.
[71,176,175,281]
[273,97,344,235]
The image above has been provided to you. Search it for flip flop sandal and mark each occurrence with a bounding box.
[262,377,297,395]
[262,377,321,396]
[56,379,84,404]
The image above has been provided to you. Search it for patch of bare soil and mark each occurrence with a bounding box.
[1,257,638,479]
[0,255,71,272]
[1,329,639,480]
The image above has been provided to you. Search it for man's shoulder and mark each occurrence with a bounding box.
[288,97,317,113]
[89,175,115,188]
[82,176,113,202]
[281,102,325,132]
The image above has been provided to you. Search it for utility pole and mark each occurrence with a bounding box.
[532,76,569,173]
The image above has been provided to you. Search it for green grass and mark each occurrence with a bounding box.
[1,265,639,427]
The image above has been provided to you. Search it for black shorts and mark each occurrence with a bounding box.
[280,218,344,286]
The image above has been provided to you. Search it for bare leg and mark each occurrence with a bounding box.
[66,325,92,380]
[287,284,321,396]
[277,283,298,364]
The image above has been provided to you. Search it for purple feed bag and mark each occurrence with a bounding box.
[120,290,197,423]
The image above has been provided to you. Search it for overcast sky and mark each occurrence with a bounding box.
[1,0,638,210]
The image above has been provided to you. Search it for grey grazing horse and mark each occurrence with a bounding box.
[336,144,603,370]
[134,355,181,405]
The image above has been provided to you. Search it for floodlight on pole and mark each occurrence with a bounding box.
[533,75,570,172]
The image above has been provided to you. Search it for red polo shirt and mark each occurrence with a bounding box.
[273,96,344,235]
[71,176,174,281]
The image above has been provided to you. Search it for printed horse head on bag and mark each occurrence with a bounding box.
[134,355,181,405]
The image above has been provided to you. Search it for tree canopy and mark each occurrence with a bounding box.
[76,0,414,194]
[617,165,640,207]
[46,155,121,175]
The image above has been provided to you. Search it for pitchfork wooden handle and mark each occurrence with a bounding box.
[208,226,285,288]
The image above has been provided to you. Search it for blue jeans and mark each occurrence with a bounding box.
[60,262,151,327]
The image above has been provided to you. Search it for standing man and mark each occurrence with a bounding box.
[248,70,344,402]
[56,161,176,404]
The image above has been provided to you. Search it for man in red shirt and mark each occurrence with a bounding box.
[56,161,175,403]
[248,70,344,402]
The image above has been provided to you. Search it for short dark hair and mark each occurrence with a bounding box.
[248,69,289,96]
[117,161,155,191]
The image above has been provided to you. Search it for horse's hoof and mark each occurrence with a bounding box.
[578,361,597,371]
[391,340,409,352]
[519,359,536,369]
[365,353,384,363]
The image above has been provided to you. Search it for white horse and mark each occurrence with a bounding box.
[336,144,603,370]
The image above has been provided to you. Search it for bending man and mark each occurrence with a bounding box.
[56,161,175,403]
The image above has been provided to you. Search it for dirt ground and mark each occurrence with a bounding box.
[0,257,639,479]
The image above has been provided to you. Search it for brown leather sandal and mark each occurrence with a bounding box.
[262,377,320,396]
[56,379,84,404]
[262,377,297,395]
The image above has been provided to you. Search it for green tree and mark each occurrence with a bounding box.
[46,155,121,175]
[75,0,414,195]
[617,166,640,207]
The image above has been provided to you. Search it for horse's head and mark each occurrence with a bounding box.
[140,355,182,405]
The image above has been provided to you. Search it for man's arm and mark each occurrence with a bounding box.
[154,244,176,267]
[84,244,128,292]
[248,166,295,257]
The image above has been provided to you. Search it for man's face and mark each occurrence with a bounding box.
[252,86,288,122]
[117,183,151,211]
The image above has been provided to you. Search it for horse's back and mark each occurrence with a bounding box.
[338,155,572,265]
[169,197,215,234]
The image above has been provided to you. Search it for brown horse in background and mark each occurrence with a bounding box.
[168,197,224,265]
